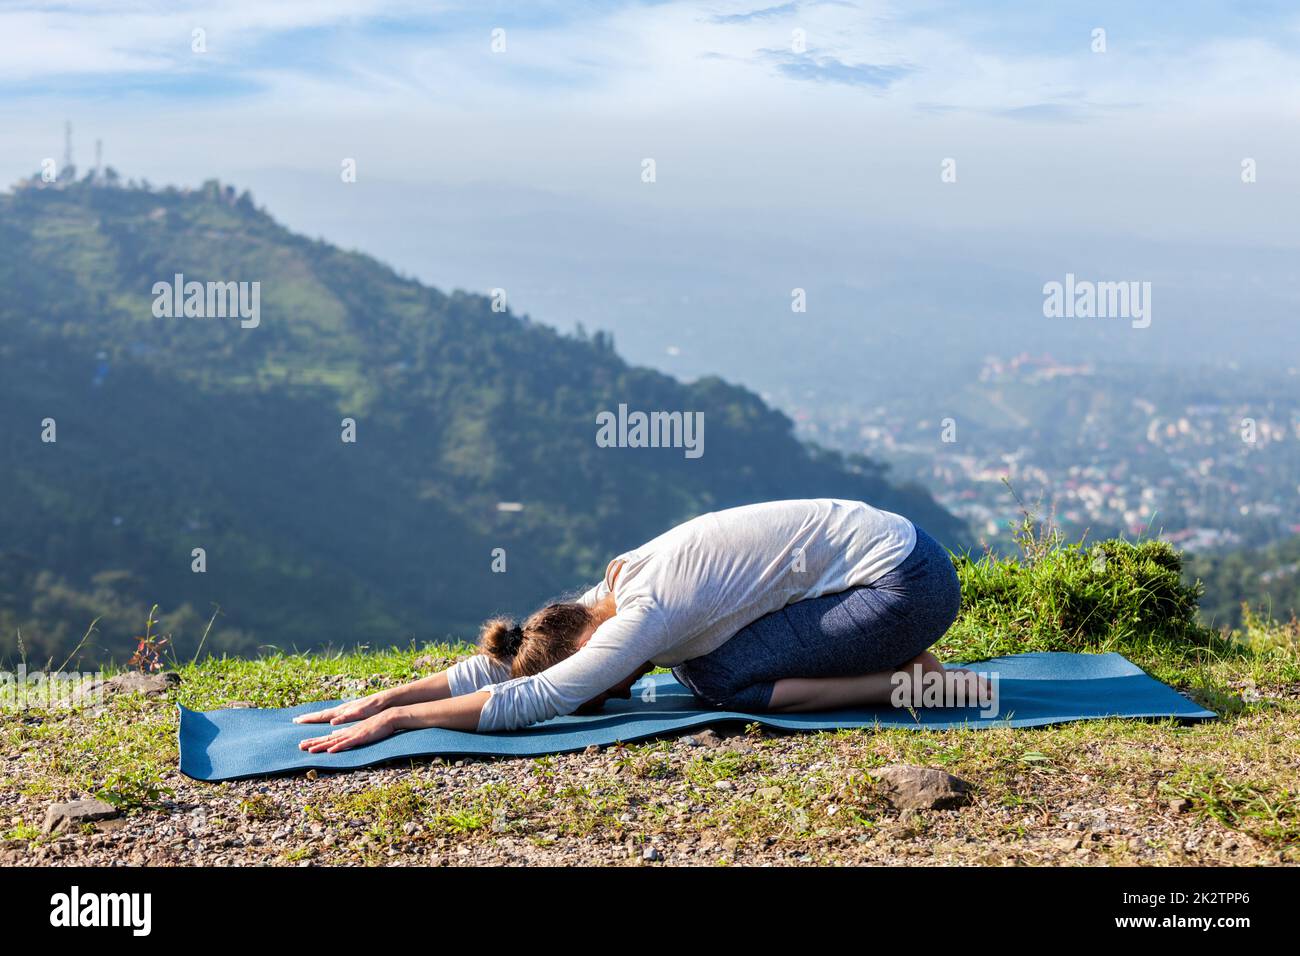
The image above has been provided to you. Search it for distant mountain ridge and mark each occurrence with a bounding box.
[0,178,968,665]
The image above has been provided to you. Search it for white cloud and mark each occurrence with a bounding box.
[2,0,1298,248]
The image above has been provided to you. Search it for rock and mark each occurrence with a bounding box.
[868,764,972,811]
[713,779,735,791]
[109,670,180,695]
[42,798,119,835]
[756,786,782,802]
[583,745,601,756]
[642,846,662,862]
[77,670,180,702]
[1167,797,1192,813]
[694,729,723,748]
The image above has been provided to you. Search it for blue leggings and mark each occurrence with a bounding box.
[670,524,962,711]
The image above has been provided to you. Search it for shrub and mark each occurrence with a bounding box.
[939,499,1219,662]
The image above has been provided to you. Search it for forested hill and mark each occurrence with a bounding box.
[0,178,967,666]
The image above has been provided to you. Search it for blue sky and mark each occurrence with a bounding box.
[3,1,1296,99]
[2,0,1297,397]
[3,1,1295,215]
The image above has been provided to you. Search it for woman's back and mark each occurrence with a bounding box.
[612,498,916,665]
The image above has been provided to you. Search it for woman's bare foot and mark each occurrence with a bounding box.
[767,650,991,712]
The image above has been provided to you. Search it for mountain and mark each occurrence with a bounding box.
[0,177,968,666]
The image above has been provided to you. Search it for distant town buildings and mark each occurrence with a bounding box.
[793,353,1300,554]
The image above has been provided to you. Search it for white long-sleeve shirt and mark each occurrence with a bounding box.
[445,498,917,731]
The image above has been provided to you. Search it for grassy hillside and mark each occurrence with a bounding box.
[0,178,966,666]
[2,532,1296,866]
[1187,536,1300,629]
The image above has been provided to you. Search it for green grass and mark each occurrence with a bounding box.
[2,530,1298,865]
[942,518,1300,708]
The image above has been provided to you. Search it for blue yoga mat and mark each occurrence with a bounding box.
[177,651,1215,781]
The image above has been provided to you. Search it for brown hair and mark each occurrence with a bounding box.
[479,602,596,678]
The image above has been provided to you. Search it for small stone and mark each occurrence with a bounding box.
[1054,837,1081,851]
[584,745,600,756]
[694,729,723,748]
[713,780,735,791]
[868,764,972,811]
[1167,797,1192,813]
[756,786,782,802]
[402,822,420,836]
[102,671,181,698]
[42,798,119,835]
[642,846,662,862]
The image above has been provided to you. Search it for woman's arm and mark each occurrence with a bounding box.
[298,691,490,753]
[295,648,515,728]
[475,601,665,732]
[296,597,661,745]
[292,671,453,727]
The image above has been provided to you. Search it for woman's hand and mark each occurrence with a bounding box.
[298,710,400,753]
[293,689,392,726]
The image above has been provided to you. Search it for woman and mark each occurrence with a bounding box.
[297,498,966,753]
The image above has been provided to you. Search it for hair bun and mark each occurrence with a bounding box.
[504,625,525,654]
[480,616,527,662]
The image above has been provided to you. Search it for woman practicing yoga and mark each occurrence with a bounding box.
[297,498,966,753]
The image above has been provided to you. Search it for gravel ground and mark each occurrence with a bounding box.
[3,704,1292,867]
